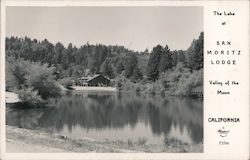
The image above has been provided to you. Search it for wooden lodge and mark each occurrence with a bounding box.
[77,74,111,87]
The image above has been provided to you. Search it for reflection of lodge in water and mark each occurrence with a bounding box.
[76,74,112,87]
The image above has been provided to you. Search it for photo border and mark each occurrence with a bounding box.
[1,0,249,160]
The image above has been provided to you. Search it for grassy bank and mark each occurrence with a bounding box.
[6,125,202,153]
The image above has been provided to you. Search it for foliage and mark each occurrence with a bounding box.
[17,87,45,106]
[6,58,19,91]
[158,45,172,73]
[58,77,74,89]
[137,53,149,75]
[146,45,163,81]
[130,66,143,83]
[186,32,204,70]
[6,56,29,90]
[123,53,138,78]
[6,56,62,106]
[118,62,203,97]
[147,45,174,81]
[6,37,144,82]
[100,58,114,79]
[159,62,203,97]
[6,32,203,97]
[171,50,186,67]
[24,63,61,99]
[116,61,124,75]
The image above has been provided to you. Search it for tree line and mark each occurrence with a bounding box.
[6,32,203,82]
[6,32,203,106]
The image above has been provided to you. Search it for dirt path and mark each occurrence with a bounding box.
[6,126,140,153]
[7,139,65,153]
[6,125,202,153]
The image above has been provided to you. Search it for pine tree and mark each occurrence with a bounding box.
[188,32,204,70]
[146,45,163,81]
[100,59,114,79]
[158,45,172,73]
[116,61,124,74]
[131,67,142,82]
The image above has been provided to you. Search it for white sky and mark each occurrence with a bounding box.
[6,6,203,52]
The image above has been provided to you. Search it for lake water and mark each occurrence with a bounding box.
[6,91,203,145]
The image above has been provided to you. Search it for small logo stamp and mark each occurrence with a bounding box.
[218,127,230,137]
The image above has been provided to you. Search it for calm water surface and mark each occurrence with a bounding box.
[6,91,203,145]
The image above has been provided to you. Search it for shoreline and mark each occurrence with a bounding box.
[5,91,20,103]
[72,86,117,91]
[6,125,203,153]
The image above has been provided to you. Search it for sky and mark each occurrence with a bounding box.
[6,6,203,52]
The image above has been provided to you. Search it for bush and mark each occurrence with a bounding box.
[114,62,203,97]
[25,64,62,99]
[6,57,62,106]
[17,87,45,107]
[6,56,30,90]
[159,62,203,97]
[58,77,74,89]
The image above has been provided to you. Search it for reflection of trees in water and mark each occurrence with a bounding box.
[146,102,172,135]
[37,93,144,132]
[6,92,203,143]
[187,121,203,144]
[6,104,45,129]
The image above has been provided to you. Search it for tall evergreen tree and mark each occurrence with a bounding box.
[52,43,62,64]
[146,45,163,81]
[131,66,142,82]
[123,53,138,79]
[187,32,204,70]
[158,45,172,73]
[100,59,114,79]
[116,61,124,74]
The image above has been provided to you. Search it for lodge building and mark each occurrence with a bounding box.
[76,74,111,87]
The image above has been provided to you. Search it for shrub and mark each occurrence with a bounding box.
[6,57,62,106]
[115,62,203,97]
[23,62,61,99]
[58,77,74,89]
[116,80,123,91]
[157,62,203,97]
[17,87,45,107]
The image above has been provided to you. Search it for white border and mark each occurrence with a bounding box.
[1,1,249,160]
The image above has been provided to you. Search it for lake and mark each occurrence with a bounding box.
[6,90,203,146]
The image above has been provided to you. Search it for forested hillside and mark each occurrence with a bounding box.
[6,32,203,102]
[6,37,145,81]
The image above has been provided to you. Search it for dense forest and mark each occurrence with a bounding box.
[6,32,203,106]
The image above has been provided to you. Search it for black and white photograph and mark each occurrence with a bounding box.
[5,6,203,153]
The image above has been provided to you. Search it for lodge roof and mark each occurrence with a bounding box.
[79,74,110,82]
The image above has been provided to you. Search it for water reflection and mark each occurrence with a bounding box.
[6,91,203,145]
